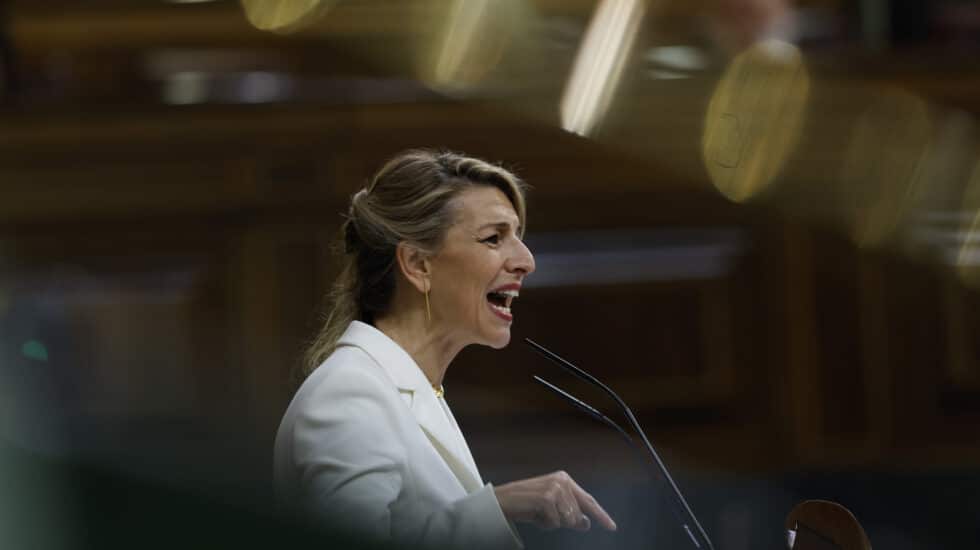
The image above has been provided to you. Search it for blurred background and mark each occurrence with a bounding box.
[0,0,978,548]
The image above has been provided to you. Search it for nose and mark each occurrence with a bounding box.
[508,238,536,276]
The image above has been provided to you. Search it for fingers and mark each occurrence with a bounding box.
[495,471,616,534]
[539,475,576,530]
[551,478,589,531]
[568,478,618,532]
[544,471,613,532]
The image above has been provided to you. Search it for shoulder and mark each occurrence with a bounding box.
[274,345,411,507]
[297,345,399,407]
[279,344,410,457]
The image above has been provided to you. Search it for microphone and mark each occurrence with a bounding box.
[526,338,715,550]
[532,375,634,446]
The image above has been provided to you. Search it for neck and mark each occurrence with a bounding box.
[374,310,462,388]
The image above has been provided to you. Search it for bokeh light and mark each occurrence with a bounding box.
[20,340,49,362]
[561,0,646,137]
[702,39,809,203]
[240,0,333,33]
[840,89,932,248]
[420,0,531,94]
[957,158,980,288]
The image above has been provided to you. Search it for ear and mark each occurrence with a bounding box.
[394,241,432,294]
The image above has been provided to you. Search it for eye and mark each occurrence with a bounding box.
[480,234,500,245]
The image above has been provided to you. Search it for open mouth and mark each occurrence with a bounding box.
[486,288,518,319]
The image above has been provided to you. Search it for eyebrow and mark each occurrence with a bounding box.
[477,220,521,233]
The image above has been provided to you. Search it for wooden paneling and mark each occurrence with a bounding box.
[0,99,978,485]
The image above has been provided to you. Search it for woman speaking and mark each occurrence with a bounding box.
[274,150,616,549]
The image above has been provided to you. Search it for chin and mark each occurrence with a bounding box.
[476,327,511,349]
[487,330,512,349]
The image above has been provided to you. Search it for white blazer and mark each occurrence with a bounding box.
[274,321,523,549]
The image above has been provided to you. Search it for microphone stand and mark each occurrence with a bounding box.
[526,338,716,550]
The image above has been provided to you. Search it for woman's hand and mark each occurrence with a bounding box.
[493,471,617,532]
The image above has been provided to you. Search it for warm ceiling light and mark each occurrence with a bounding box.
[560,0,646,137]
[702,39,809,203]
[240,0,333,33]
[422,0,529,93]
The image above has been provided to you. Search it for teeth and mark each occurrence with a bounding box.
[489,303,512,316]
[493,289,519,298]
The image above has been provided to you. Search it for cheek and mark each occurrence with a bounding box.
[438,266,484,311]
[461,273,491,317]
[435,250,502,317]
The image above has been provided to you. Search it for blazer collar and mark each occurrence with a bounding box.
[336,321,483,492]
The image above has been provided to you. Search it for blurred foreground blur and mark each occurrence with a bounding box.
[1,1,979,548]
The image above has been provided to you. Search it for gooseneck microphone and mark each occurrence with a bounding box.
[526,338,715,550]
[532,375,636,446]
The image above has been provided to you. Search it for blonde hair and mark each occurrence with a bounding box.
[304,149,527,375]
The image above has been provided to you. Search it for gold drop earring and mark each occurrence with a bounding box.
[424,282,431,325]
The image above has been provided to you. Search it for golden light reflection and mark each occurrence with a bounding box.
[702,39,809,203]
[841,89,932,248]
[957,159,980,289]
[240,0,333,33]
[561,0,646,137]
[421,0,529,93]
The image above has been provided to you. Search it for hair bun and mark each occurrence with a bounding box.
[343,188,369,254]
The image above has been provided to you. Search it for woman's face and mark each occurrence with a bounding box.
[428,185,535,350]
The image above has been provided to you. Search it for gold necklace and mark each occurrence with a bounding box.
[433,385,445,398]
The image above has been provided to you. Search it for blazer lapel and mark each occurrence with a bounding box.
[438,398,482,485]
[337,322,484,493]
[411,392,484,493]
